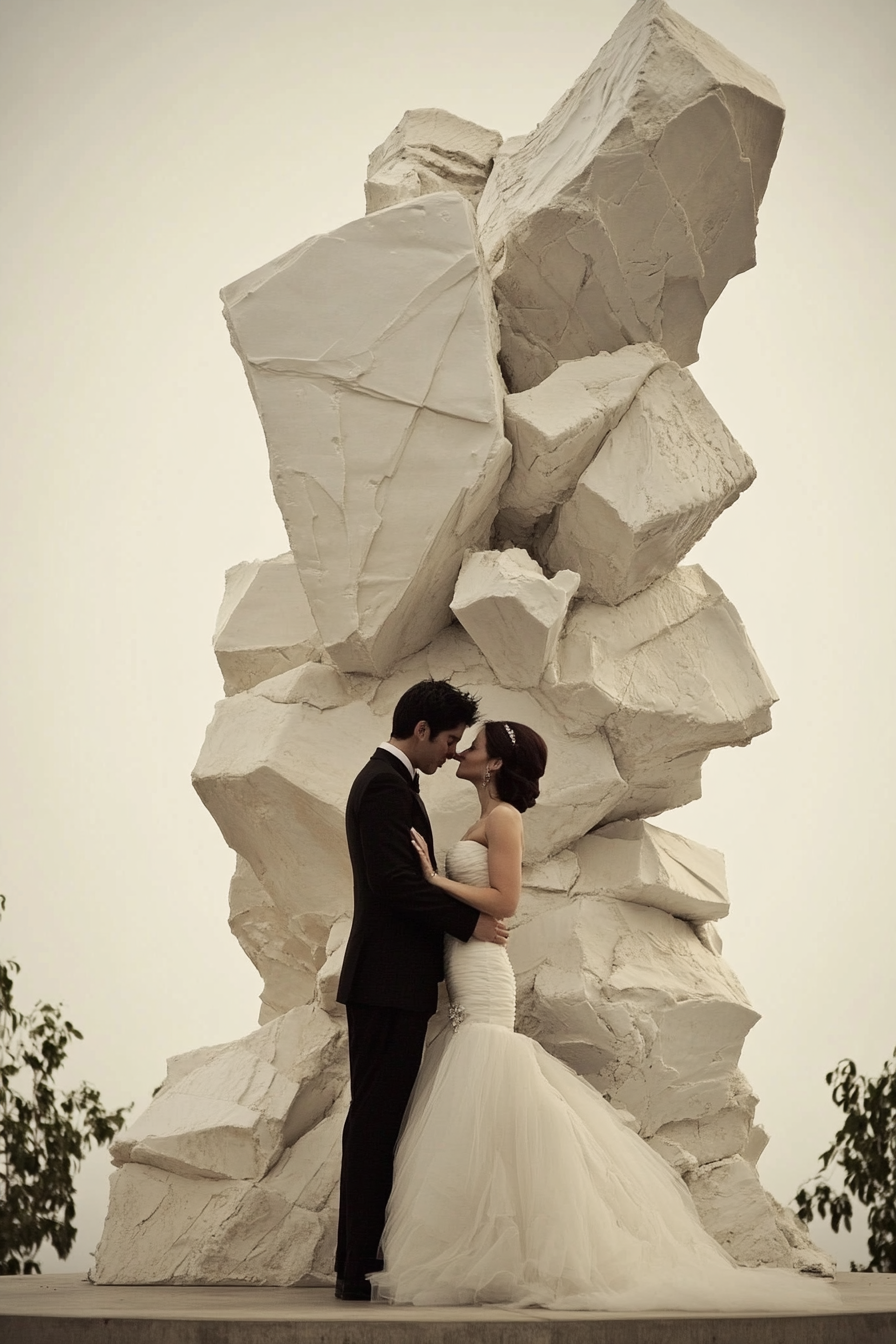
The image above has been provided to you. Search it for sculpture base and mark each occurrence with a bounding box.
[1,1274,892,1344]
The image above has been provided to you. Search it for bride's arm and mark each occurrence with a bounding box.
[410,808,522,918]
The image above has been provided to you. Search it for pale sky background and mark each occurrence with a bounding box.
[1,0,893,1276]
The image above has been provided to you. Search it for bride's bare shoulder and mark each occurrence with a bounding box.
[484,803,523,836]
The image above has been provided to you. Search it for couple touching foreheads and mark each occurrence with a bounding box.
[333,679,836,1313]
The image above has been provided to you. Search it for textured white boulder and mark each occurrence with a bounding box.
[649,1072,756,1167]
[222,193,510,676]
[514,850,581,923]
[510,897,759,1137]
[477,0,784,390]
[315,916,351,1015]
[214,554,322,696]
[110,1007,345,1183]
[450,549,579,687]
[541,362,755,604]
[497,345,667,544]
[574,820,729,921]
[545,566,777,817]
[770,1197,837,1277]
[95,1097,347,1286]
[685,1156,793,1268]
[229,858,326,1024]
[365,108,502,212]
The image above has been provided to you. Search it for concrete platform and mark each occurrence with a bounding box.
[0,1273,894,1344]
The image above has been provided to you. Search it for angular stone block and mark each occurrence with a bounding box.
[315,916,351,1015]
[214,554,322,697]
[684,1156,792,1268]
[770,1196,837,1277]
[449,548,579,688]
[514,849,581,924]
[574,819,729,921]
[544,566,777,818]
[94,1097,347,1286]
[510,896,759,1137]
[110,1007,345,1182]
[222,193,511,676]
[541,363,756,604]
[365,108,502,212]
[477,0,784,390]
[496,345,667,544]
[228,857,326,1024]
[649,1072,756,1166]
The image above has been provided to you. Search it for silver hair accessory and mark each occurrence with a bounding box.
[503,723,517,745]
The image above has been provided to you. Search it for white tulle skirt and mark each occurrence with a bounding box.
[371,1019,838,1313]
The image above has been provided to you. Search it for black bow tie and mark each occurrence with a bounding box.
[411,772,420,793]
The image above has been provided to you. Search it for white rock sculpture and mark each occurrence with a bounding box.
[110,1007,344,1183]
[449,549,579,688]
[541,362,756,605]
[574,820,729,921]
[214,554,322,696]
[365,108,502,212]
[545,565,777,817]
[477,0,785,390]
[98,0,829,1287]
[222,192,511,677]
[496,344,668,545]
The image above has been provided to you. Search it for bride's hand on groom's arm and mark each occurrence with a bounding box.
[410,827,438,883]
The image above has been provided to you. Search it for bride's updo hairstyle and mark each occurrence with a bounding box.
[484,721,547,813]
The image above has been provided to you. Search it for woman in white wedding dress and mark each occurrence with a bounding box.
[370,721,838,1313]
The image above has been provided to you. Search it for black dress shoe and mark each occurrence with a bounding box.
[335,1277,372,1301]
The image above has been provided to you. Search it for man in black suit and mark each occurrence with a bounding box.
[334,679,508,1299]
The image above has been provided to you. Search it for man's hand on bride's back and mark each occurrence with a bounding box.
[472,913,509,945]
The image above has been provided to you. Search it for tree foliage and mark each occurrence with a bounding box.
[795,1048,896,1272]
[0,894,131,1274]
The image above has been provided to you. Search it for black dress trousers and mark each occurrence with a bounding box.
[335,1002,430,1280]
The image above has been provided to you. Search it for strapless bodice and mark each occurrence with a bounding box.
[444,841,516,1030]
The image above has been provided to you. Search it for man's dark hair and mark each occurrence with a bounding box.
[391,679,479,740]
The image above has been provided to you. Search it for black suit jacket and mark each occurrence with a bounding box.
[337,749,480,1014]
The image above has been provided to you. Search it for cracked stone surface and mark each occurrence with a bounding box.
[450,548,579,688]
[222,192,510,676]
[496,344,668,547]
[228,857,327,1024]
[685,1156,794,1268]
[214,554,323,696]
[108,1007,345,1183]
[540,361,756,605]
[477,0,784,391]
[574,819,730,921]
[544,565,777,818]
[510,896,759,1138]
[94,1093,347,1285]
[365,108,502,212]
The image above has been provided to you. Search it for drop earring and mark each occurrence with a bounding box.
[483,767,491,789]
